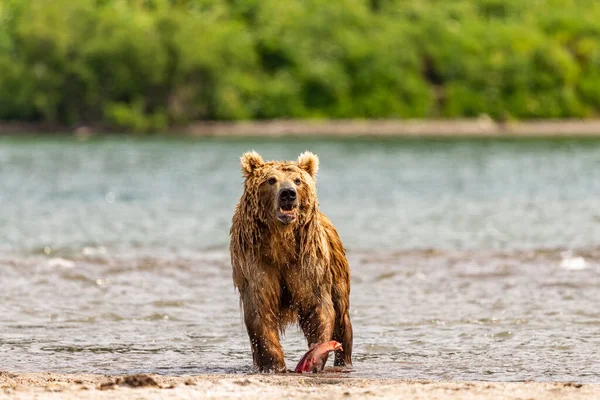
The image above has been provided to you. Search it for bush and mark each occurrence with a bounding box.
[1,0,600,131]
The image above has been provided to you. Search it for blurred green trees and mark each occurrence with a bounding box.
[0,0,599,131]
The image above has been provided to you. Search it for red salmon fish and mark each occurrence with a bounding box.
[294,341,343,373]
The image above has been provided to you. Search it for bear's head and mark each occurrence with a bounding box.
[239,151,319,227]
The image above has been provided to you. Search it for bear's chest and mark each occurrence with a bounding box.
[260,230,299,267]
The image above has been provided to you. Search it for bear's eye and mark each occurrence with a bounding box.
[294,178,302,185]
[268,177,277,185]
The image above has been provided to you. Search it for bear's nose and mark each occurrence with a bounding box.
[279,187,297,202]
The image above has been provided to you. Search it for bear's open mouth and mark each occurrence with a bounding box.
[277,206,297,224]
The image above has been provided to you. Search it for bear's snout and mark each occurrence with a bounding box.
[279,187,296,203]
[276,185,298,224]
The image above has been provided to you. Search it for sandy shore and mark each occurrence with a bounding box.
[0,372,597,399]
[179,119,600,137]
[4,118,600,137]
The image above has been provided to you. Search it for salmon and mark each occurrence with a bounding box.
[294,341,343,373]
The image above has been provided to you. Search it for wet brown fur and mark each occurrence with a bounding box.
[230,151,353,372]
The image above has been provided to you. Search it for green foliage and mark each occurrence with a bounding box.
[1,0,600,131]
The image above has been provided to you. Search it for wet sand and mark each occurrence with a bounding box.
[0,372,597,399]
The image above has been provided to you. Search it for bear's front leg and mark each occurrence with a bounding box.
[242,289,286,373]
[299,298,335,370]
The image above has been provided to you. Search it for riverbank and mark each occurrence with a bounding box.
[0,372,597,400]
[4,119,600,138]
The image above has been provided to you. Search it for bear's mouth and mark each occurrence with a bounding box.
[277,205,297,224]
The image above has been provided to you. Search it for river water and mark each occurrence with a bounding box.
[0,136,599,382]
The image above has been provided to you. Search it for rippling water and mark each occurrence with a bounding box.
[1,136,599,382]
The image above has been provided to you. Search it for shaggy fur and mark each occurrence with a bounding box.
[230,151,353,372]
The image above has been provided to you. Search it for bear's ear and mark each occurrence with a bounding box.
[297,151,319,178]
[240,151,264,177]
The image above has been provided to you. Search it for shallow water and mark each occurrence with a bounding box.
[1,136,599,382]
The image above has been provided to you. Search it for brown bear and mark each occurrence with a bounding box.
[230,151,353,373]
